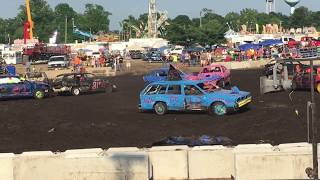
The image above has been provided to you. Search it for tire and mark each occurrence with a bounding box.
[317,83,320,93]
[218,79,225,88]
[34,90,45,99]
[71,87,81,96]
[291,81,297,90]
[210,102,227,116]
[154,102,167,116]
[105,86,113,93]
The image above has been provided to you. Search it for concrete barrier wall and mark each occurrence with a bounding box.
[0,153,14,180]
[0,143,318,180]
[12,148,149,180]
[235,143,313,180]
[188,146,234,180]
[215,59,320,70]
[216,60,270,70]
[148,146,189,180]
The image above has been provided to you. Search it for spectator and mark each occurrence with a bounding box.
[172,54,178,63]
[25,60,31,73]
[73,55,81,73]
[0,62,4,74]
[91,57,96,68]
[6,63,16,75]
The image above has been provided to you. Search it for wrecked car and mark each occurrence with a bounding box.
[139,79,251,116]
[51,73,115,96]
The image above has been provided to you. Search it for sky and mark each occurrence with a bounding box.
[1,0,319,30]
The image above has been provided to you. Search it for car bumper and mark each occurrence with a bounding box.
[237,97,252,108]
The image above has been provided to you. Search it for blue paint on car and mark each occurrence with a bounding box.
[0,75,51,99]
[139,80,251,116]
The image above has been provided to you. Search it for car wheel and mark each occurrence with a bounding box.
[210,102,227,116]
[154,102,167,115]
[71,87,81,96]
[105,86,113,93]
[34,90,45,99]
[218,80,225,88]
[291,81,297,90]
[317,83,320,93]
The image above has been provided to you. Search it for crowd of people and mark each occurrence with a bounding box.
[70,51,125,73]
[165,45,320,67]
[0,61,16,75]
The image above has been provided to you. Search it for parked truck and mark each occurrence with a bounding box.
[22,43,71,64]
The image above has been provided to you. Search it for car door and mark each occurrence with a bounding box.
[17,80,33,96]
[5,77,26,97]
[165,84,185,110]
[85,73,103,91]
[183,84,204,110]
[140,84,166,109]
[0,82,9,97]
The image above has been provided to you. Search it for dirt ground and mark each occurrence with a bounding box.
[0,61,320,153]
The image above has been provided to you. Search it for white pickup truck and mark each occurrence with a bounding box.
[48,56,70,70]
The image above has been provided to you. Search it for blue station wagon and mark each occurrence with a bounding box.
[139,80,251,116]
[0,75,51,100]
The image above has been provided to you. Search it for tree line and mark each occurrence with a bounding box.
[0,0,319,46]
[0,0,111,44]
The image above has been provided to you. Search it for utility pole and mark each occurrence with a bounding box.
[65,16,68,44]
[200,11,202,28]
[305,48,319,179]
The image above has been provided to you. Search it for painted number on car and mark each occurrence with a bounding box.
[92,81,104,90]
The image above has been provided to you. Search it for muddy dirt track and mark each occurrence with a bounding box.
[0,68,319,153]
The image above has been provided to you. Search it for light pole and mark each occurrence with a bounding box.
[200,11,203,28]
[64,16,68,44]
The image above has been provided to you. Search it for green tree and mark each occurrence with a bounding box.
[240,8,259,32]
[225,12,240,31]
[81,4,111,34]
[310,11,320,30]
[290,6,313,28]
[54,3,77,43]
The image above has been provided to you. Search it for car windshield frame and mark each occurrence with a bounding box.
[196,82,220,93]
[49,57,65,62]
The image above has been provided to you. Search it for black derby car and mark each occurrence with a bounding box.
[51,73,114,96]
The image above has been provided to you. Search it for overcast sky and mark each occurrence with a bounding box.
[1,0,319,30]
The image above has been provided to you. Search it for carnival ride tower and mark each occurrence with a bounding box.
[148,0,158,38]
[266,0,276,14]
[284,0,301,14]
[24,0,34,44]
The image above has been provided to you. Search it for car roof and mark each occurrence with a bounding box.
[0,75,19,78]
[57,73,93,77]
[152,68,169,71]
[50,55,66,58]
[150,80,205,85]
[204,64,224,68]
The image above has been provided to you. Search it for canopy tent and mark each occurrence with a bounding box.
[126,44,144,51]
[259,39,283,47]
[238,43,261,51]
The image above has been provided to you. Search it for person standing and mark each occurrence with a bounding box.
[25,60,31,73]
[73,55,81,73]
[172,54,178,63]
[6,63,16,76]
[91,57,96,68]
[0,61,4,74]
